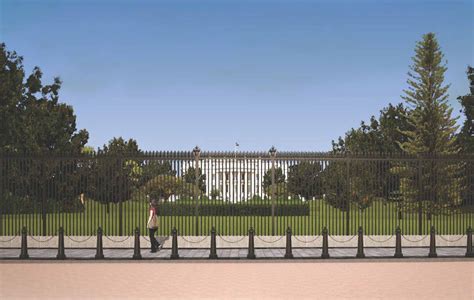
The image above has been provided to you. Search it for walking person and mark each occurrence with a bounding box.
[147,198,160,252]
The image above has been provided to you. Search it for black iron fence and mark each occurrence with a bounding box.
[1,148,473,236]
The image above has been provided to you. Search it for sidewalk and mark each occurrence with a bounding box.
[0,247,469,260]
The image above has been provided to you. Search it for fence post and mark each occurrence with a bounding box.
[209,226,218,259]
[321,227,329,259]
[170,227,179,259]
[95,227,104,259]
[346,157,350,236]
[247,227,256,259]
[56,227,66,260]
[269,146,277,236]
[284,226,293,258]
[19,226,29,259]
[193,146,201,236]
[41,160,47,236]
[428,225,437,258]
[418,161,423,236]
[356,226,365,258]
[118,158,123,237]
[466,226,473,257]
[133,227,141,259]
[394,226,403,258]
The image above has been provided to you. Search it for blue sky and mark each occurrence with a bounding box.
[1,0,473,151]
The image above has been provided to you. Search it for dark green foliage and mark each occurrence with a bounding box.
[84,138,141,205]
[0,44,88,214]
[157,203,310,216]
[458,66,474,206]
[287,162,323,199]
[183,167,206,193]
[263,167,286,190]
[332,103,410,154]
[0,43,88,154]
[458,66,474,153]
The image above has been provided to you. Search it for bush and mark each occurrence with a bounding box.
[157,203,310,216]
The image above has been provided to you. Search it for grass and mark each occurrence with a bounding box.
[1,198,473,236]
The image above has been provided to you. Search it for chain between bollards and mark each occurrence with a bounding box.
[133,227,142,259]
[428,225,437,258]
[95,227,104,259]
[356,226,365,258]
[170,227,179,259]
[19,226,29,259]
[394,226,403,258]
[247,227,256,259]
[56,227,66,260]
[209,226,218,259]
[321,227,329,259]
[284,226,293,259]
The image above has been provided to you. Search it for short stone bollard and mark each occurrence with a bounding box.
[95,227,104,259]
[170,227,179,259]
[356,226,365,258]
[132,227,142,259]
[428,225,437,258]
[247,227,256,259]
[19,226,29,259]
[466,227,473,258]
[209,226,218,259]
[56,227,66,260]
[321,227,329,259]
[284,226,293,259]
[394,226,403,258]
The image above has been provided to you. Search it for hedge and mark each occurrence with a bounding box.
[157,203,310,216]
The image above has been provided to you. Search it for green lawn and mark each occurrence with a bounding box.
[1,199,472,236]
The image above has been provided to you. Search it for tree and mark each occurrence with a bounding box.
[287,162,323,200]
[457,66,474,207]
[458,66,474,153]
[262,167,286,191]
[85,138,141,210]
[0,44,88,225]
[332,103,410,154]
[0,43,88,154]
[183,167,206,194]
[395,33,462,218]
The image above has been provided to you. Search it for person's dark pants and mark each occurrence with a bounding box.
[148,228,160,251]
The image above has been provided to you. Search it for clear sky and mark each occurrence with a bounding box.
[1,0,473,151]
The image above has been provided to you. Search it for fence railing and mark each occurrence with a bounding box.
[1,148,473,236]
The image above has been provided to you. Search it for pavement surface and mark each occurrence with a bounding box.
[1,260,473,299]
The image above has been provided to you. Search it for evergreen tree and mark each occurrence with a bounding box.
[458,66,474,153]
[395,33,462,219]
[457,66,474,207]
[399,33,458,154]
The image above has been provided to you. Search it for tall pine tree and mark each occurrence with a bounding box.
[395,33,462,222]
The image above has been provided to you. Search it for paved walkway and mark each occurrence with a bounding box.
[0,247,469,259]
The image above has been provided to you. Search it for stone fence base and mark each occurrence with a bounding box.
[0,235,467,249]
